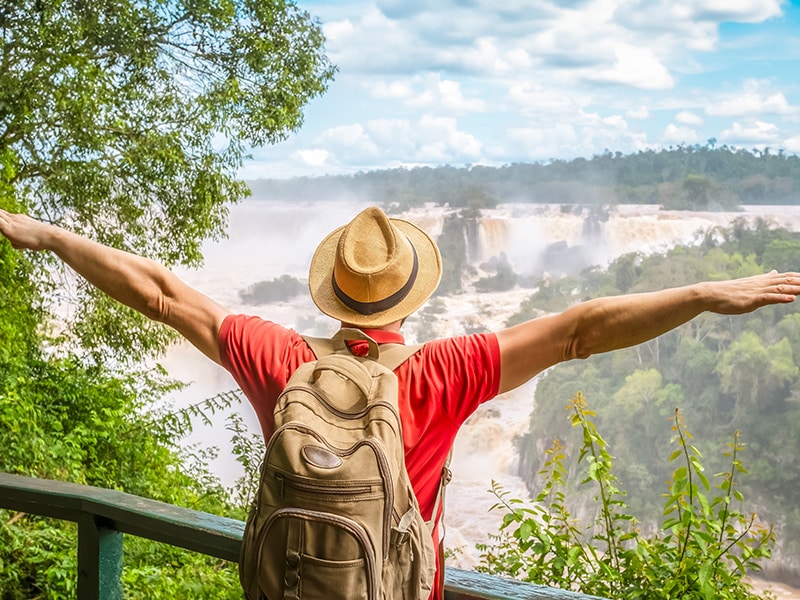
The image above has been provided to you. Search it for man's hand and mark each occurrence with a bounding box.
[0,209,54,251]
[701,270,800,314]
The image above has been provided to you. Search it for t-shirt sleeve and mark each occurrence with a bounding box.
[412,332,501,426]
[218,314,315,437]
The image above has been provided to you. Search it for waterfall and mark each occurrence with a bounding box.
[462,203,800,278]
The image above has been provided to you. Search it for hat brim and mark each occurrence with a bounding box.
[308,217,442,327]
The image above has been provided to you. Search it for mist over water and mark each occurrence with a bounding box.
[162,200,800,589]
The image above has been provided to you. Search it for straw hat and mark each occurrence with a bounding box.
[308,206,442,327]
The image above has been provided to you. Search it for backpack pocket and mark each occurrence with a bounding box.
[256,508,378,600]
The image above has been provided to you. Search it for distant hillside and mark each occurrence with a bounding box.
[247,146,800,211]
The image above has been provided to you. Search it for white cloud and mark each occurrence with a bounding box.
[237,0,798,179]
[585,43,675,89]
[322,18,356,43]
[315,124,382,160]
[603,115,628,129]
[719,120,781,144]
[371,80,415,100]
[441,37,534,75]
[505,107,649,161]
[627,106,650,120]
[370,74,487,113]
[364,118,416,151]
[507,124,580,159]
[432,79,487,112]
[663,123,701,144]
[506,82,587,117]
[707,85,795,117]
[307,116,482,168]
[406,115,483,161]
[784,135,800,153]
[612,0,781,51]
[317,0,787,85]
[675,111,703,125]
[689,0,784,24]
[292,149,330,168]
[320,7,421,73]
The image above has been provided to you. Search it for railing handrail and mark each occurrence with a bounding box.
[0,471,243,561]
[0,472,604,600]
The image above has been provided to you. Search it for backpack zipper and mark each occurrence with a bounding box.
[273,472,375,498]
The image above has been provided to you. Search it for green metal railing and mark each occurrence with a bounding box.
[0,472,604,600]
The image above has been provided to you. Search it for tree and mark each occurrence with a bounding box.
[716,333,798,426]
[1,0,335,362]
[763,239,800,273]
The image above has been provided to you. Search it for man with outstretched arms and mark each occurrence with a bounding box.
[2,206,799,599]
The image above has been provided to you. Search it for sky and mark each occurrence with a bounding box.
[238,0,800,180]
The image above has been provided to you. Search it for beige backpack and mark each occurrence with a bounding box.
[239,329,440,600]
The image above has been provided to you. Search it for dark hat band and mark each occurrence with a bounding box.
[331,244,419,316]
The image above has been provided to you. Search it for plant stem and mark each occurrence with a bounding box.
[675,410,694,567]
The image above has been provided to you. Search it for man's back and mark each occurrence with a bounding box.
[218,314,501,599]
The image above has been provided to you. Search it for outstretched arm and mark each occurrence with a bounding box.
[0,209,230,364]
[496,271,800,394]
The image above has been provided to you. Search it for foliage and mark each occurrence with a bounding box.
[239,274,305,304]
[226,410,267,511]
[1,0,335,363]
[434,212,473,296]
[477,394,775,600]
[1,151,249,597]
[0,332,247,597]
[660,174,740,210]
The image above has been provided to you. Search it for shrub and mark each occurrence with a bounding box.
[477,393,775,600]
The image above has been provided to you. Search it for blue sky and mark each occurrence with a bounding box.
[239,0,800,180]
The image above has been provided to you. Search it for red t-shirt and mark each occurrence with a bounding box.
[218,314,502,599]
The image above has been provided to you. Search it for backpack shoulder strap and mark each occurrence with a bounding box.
[373,342,422,371]
[302,335,335,360]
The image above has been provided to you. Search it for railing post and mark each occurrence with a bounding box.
[77,514,123,600]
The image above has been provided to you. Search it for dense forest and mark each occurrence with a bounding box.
[248,145,800,210]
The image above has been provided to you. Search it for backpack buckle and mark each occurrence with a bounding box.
[391,528,410,546]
